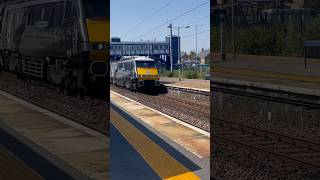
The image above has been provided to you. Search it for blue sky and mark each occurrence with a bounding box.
[111,0,210,53]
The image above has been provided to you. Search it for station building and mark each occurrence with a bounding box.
[110,36,180,68]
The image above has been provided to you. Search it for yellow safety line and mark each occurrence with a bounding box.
[110,108,200,180]
[213,66,320,84]
[0,145,43,180]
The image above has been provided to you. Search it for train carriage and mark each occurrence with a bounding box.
[0,0,109,99]
[110,56,161,91]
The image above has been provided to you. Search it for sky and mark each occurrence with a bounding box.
[111,0,210,53]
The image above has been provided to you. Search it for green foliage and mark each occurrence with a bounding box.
[185,70,200,79]
[159,69,178,77]
[281,35,304,57]
[159,69,201,79]
[304,1,320,9]
[188,51,196,60]
[237,27,283,55]
[305,16,320,39]
[211,28,220,52]
[211,16,320,57]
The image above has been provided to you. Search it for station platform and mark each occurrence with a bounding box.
[0,90,108,179]
[160,77,210,92]
[213,54,320,95]
[110,91,210,180]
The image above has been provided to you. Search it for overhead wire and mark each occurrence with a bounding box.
[182,29,210,39]
[132,0,209,41]
[122,0,176,38]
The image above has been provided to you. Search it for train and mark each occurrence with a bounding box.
[0,0,109,99]
[110,56,161,91]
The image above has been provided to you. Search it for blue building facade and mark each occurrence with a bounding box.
[110,36,180,69]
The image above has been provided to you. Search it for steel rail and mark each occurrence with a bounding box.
[214,118,320,172]
[165,85,210,96]
[212,83,320,109]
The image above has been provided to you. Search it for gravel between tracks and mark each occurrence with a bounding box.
[111,85,210,132]
[211,92,320,179]
[211,142,320,180]
[0,72,109,136]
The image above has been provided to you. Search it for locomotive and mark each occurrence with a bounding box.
[110,56,161,91]
[0,0,109,99]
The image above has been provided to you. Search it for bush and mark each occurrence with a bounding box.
[237,27,283,55]
[212,16,320,57]
[159,69,202,79]
[185,70,200,79]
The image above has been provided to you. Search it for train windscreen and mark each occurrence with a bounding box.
[83,0,108,18]
[136,61,156,68]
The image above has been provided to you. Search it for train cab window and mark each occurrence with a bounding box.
[82,0,108,18]
[136,61,156,68]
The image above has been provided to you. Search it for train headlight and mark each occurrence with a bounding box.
[93,43,106,50]
[98,43,104,50]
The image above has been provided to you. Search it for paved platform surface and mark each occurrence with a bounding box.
[160,77,210,92]
[110,91,210,180]
[0,90,109,179]
[213,54,320,94]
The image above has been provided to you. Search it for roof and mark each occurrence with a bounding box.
[111,41,168,45]
[117,56,155,63]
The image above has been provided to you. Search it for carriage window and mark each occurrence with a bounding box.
[11,13,15,26]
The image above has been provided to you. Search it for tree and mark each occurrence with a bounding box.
[304,0,320,9]
[188,51,196,60]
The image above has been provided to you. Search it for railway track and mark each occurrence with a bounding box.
[111,85,210,132]
[165,85,210,96]
[0,72,108,136]
[213,82,320,171]
[214,118,320,172]
[212,82,320,109]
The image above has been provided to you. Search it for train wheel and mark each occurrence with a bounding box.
[63,73,77,96]
[0,53,4,73]
[88,76,108,100]
[131,83,137,92]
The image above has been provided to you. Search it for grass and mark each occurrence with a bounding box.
[159,69,208,79]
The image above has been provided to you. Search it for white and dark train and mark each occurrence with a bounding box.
[0,0,109,99]
[110,56,161,91]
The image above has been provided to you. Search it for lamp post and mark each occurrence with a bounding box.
[172,25,190,81]
[232,0,236,58]
[168,24,173,72]
[195,24,203,63]
[218,0,225,61]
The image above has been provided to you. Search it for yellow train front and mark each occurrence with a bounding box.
[111,56,160,91]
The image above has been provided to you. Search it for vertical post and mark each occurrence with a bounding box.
[219,0,225,61]
[168,24,173,72]
[304,47,307,69]
[147,40,150,57]
[300,9,303,34]
[178,28,181,81]
[232,0,236,58]
[195,25,198,61]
